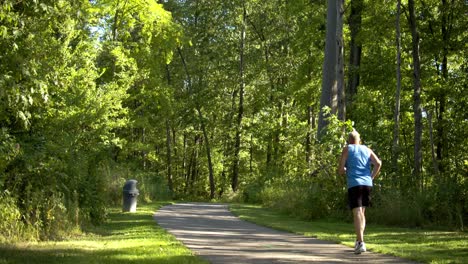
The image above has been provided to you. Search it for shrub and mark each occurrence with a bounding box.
[0,191,29,242]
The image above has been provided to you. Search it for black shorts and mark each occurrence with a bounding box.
[348,185,372,209]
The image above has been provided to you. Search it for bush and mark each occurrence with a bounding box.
[0,191,24,242]
[368,183,466,229]
[0,190,40,242]
[369,189,426,227]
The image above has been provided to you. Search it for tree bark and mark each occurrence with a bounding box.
[346,0,363,119]
[165,119,173,193]
[318,0,341,139]
[427,110,439,175]
[165,64,173,194]
[305,50,313,168]
[408,0,423,190]
[197,107,215,199]
[337,0,345,122]
[183,133,188,193]
[436,0,454,173]
[249,134,253,175]
[189,135,200,195]
[306,105,312,165]
[392,0,402,176]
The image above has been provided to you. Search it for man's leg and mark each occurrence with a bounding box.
[352,206,366,242]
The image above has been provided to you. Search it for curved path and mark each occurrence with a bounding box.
[153,203,416,264]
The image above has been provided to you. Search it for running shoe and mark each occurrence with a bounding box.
[354,241,366,254]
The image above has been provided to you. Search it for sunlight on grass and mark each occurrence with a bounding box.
[0,202,208,264]
[230,203,468,264]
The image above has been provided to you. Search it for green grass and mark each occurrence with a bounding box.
[229,203,468,264]
[0,202,207,264]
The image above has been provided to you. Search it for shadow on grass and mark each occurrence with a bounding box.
[0,202,206,264]
[0,245,202,264]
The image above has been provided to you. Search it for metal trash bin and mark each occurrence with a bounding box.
[122,179,139,212]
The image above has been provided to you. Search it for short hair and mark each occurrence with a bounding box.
[348,130,360,143]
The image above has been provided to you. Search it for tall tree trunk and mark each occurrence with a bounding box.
[346,0,363,119]
[232,1,246,192]
[172,128,178,181]
[337,0,345,122]
[306,105,312,166]
[165,119,173,193]
[408,0,423,190]
[142,127,146,170]
[263,39,274,169]
[183,133,188,193]
[189,135,200,195]
[112,4,119,41]
[428,110,439,174]
[165,64,173,193]
[249,134,253,175]
[436,0,453,173]
[266,52,274,169]
[197,107,215,199]
[392,0,402,176]
[273,101,283,167]
[318,0,341,139]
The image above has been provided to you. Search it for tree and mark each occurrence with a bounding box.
[392,0,402,176]
[318,0,343,138]
[232,0,246,192]
[346,0,363,119]
[408,0,423,190]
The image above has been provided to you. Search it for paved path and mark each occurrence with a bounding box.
[153,203,416,264]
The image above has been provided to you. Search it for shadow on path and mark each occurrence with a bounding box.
[154,203,418,264]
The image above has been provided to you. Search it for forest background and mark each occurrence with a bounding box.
[0,0,466,241]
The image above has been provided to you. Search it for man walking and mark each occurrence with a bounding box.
[338,130,382,254]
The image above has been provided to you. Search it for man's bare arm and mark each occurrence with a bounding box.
[338,146,348,175]
[369,149,382,180]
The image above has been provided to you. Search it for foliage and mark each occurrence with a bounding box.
[256,108,353,220]
[0,0,466,241]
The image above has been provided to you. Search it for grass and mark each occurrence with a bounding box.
[229,203,468,264]
[0,202,208,264]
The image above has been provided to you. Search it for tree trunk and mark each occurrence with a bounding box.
[189,135,200,195]
[232,1,246,192]
[249,134,253,175]
[273,101,283,167]
[183,133,188,193]
[306,105,312,166]
[112,6,119,41]
[392,0,402,176]
[318,0,341,139]
[346,0,363,119]
[165,119,173,193]
[197,107,215,199]
[428,110,439,174]
[337,0,345,122]
[165,64,173,193]
[436,0,453,173]
[142,127,147,170]
[408,0,423,190]
[172,128,178,180]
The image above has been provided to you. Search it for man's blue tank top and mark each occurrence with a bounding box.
[346,144,372,188]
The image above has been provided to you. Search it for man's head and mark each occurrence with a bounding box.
[348,129,361,144]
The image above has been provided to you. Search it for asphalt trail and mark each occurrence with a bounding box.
[154,202,417,264]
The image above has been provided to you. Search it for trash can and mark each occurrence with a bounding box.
[122,179,139,212]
